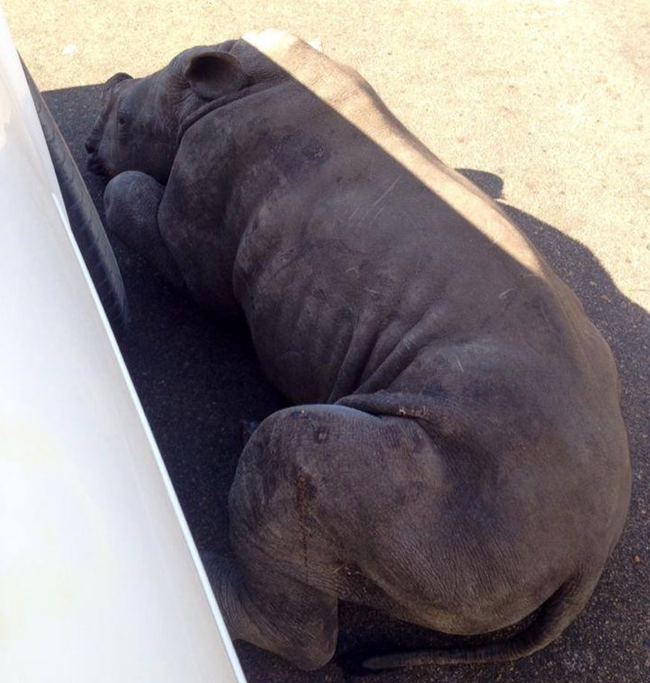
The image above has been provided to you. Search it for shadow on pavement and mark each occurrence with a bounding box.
[41,82,649,683]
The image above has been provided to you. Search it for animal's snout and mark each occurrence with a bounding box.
[86,144,107,177]
[84,126,108,176]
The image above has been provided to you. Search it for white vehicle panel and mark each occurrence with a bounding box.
[0,8,245,682]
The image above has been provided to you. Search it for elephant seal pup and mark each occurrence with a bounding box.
[86,30,630,671]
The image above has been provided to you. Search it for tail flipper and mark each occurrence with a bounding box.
[362,575,596,671]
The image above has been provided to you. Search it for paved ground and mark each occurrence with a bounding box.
[4,1,649,681]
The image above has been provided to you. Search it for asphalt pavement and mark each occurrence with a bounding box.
[4,1,649,681]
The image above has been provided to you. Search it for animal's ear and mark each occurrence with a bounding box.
[102,72,133,104]
[105,72,133,89]
[184,50,247,100]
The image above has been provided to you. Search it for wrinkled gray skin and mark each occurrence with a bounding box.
[87,31,630,671]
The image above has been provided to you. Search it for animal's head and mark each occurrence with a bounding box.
[85,44,248,183]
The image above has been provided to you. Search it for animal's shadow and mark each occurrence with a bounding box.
[42,82,649,683]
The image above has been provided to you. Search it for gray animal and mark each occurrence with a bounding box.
[86,30,630,671]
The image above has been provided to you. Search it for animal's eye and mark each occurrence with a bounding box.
[118,115,126,126]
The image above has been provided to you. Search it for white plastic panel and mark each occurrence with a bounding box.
[0,7,246,682]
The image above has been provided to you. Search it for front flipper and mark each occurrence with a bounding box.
[104,170,184,288]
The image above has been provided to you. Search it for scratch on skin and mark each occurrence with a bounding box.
[499,288,515,299]
[369,207,385,227]
[348,174,403,223]
[455,356,465,373]
[348,203,362,222]
[369,174,402,211]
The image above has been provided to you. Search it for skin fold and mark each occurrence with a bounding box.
[86,30,630,671]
